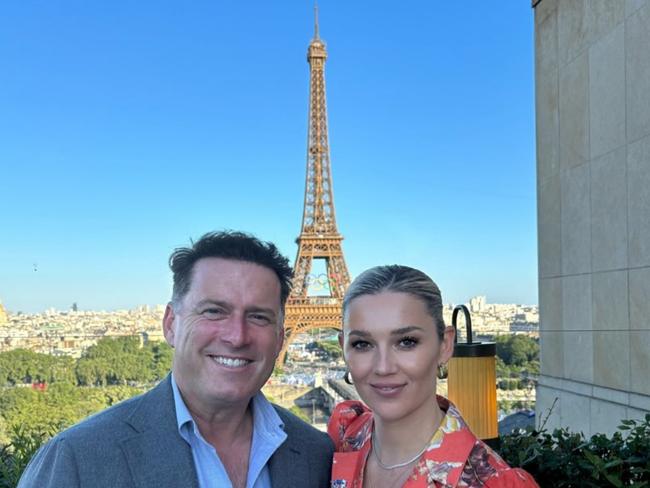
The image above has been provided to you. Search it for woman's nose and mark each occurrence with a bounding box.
[374,347,398,375]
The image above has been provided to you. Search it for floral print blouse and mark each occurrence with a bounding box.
[327,396,539,488]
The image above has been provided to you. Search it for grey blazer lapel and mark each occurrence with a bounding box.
[120,376,199,488]
[121,430,198,488]
[268,429,310,487]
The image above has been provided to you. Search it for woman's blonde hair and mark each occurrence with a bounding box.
[342,265,446,340]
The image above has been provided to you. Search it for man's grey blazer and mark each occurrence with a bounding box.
[18,375,334,487]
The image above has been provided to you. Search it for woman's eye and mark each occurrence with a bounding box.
[350,340,371,351]
[398,336,419,349]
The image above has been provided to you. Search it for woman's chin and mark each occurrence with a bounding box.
[359,386,438,425]
[361,398,412,423]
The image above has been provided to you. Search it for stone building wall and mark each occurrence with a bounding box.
[534,0,650,436]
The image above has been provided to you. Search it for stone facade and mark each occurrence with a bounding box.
[534,0,650,437]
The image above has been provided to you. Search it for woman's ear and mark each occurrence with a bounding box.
[338,331,347,360]
[439,325,455,364]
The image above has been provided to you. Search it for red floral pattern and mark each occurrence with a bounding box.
[327,396,539,488]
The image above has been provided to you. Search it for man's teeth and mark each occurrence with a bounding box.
[213,356,250,368]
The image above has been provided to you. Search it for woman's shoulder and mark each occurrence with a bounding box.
[465,440,540,488]
[330,400,370,421]
[327,400,373,452]
[484,465,540,488]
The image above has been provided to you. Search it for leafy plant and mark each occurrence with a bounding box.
[499,405,650,487]
[0,425,52,488]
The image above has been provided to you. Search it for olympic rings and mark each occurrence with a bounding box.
[306,272,343,291]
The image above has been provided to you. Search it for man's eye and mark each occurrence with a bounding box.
[202,308,225,318]
[398,336,419,349]
[350,340,371,351]
[249,314,272,325]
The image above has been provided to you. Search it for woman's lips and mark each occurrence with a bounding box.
[370,383,406,397]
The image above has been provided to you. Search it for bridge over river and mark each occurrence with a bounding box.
[263,378,360,431]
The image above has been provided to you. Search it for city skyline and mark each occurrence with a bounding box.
[0,296,538,356]
[0,2,536,312]
[1,295,540,315]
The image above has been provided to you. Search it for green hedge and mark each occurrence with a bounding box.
[500,410,650,487]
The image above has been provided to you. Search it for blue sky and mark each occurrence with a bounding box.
[0,2,537,313]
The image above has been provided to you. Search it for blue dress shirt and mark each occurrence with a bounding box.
[171,374,287,488]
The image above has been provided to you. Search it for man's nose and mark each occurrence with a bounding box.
[220,314,250,347]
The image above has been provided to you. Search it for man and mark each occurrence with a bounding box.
[19,231,334,487]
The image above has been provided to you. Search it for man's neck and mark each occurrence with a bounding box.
[176,383,255,447]
[195,403,252,445]
[182,391,255,488]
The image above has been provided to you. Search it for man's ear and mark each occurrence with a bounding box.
[162,303,177,347]
[276,322,285,357]
[338,331,344,349]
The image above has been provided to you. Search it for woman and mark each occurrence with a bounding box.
[328,265,538,488]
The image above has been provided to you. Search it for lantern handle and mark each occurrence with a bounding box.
[452,304,473,345]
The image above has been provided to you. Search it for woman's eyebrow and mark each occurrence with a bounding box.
[391,326,424,335]
[347,330,371,338]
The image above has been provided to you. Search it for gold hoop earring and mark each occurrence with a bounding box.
[344,370,354,385]
[437,363,448,380]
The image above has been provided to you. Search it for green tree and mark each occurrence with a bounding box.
[0,350,78,386]
[495,335,539,367]
[75,337,161,386]
[0,383,147,486]
[146,342,173,380]
[0,425,50,488]
[313,340,342,360]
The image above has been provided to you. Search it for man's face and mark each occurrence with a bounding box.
[163,257,284,412]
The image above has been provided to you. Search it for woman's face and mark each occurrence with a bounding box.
[341,291,454,423]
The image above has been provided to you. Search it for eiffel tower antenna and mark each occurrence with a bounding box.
[278,8,351,364]
[314,2,320,40]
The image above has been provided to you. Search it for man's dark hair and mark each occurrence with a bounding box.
[169,230,293,310]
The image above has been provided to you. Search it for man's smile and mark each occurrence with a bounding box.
[208,355,252,368]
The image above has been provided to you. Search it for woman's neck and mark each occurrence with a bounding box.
[372,392,444,463]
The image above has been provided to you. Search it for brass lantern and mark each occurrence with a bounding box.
[447,305,498,445]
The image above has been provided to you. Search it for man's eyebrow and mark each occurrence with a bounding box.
[391,326,424,335]
[246,306,278,317]
[194,299,229,309]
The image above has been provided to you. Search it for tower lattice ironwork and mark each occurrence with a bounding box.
[279,8,351,364]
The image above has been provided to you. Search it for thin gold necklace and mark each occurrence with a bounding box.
[371,431,429,470]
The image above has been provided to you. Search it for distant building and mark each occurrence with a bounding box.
[469,295,487,313]
[499,410,535,436]
[534,0,650,436]
[444,299,538,339]
[0,301,7,325]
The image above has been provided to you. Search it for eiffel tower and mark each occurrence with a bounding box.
[278,8,351,364]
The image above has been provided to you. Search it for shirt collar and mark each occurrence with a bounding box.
[171,373,194,442]
[171,373,285,443]
[250,389,286,442]
[415,395,478,487]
